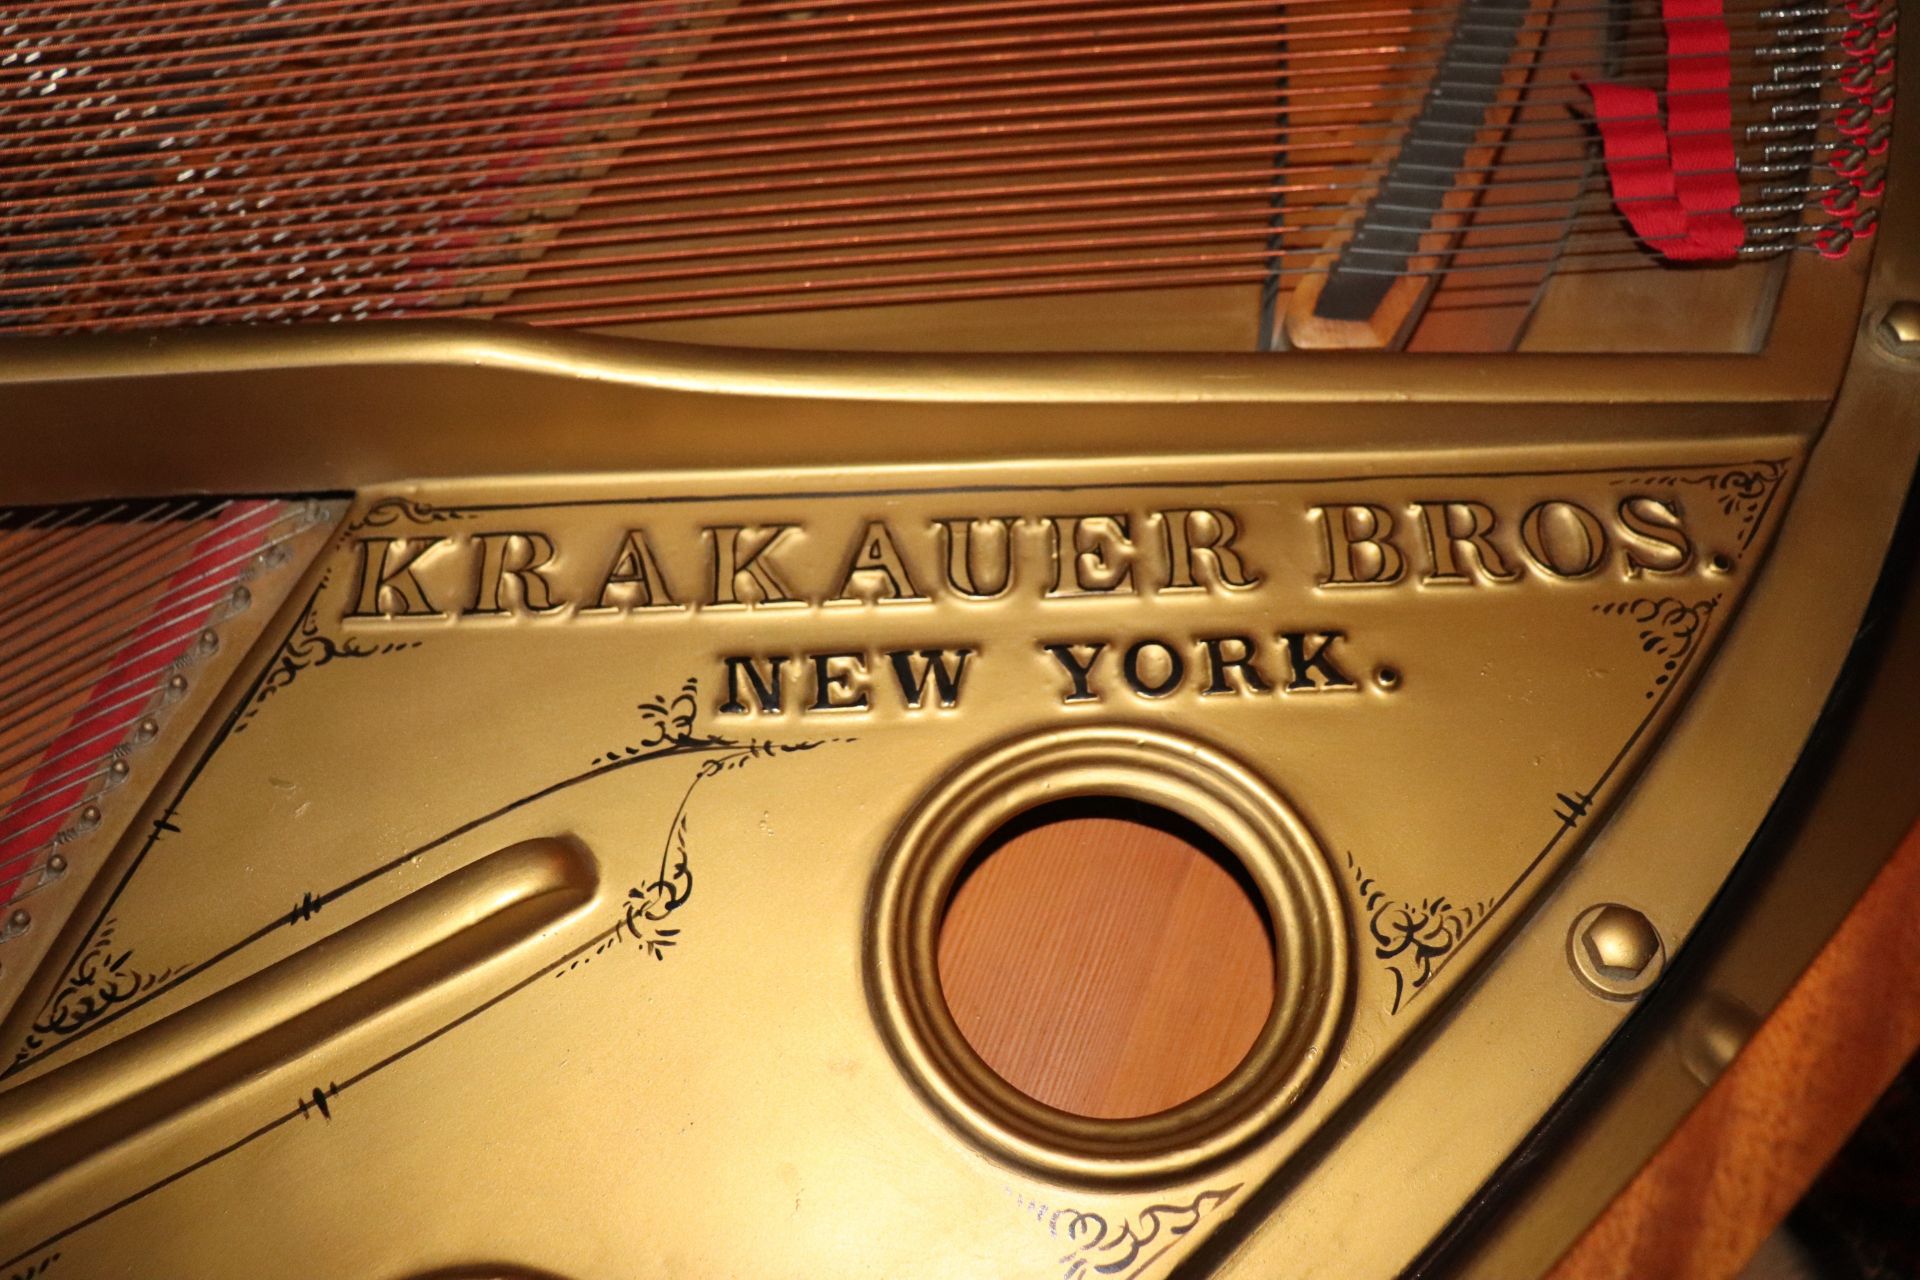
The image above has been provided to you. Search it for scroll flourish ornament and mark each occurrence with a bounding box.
[238,585,420,732]
[1017,1185,1241,1280]
[1613,459,1788,550]
[14,920,173,1065]
[348,496,477,531]
[1595,595,1719,700]
[569,679,844,968]
[1349,854,1490,1014]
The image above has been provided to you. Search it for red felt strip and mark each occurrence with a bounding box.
[1583,0,1745,261]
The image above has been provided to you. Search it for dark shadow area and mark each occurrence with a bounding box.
[1787,1050,1920,1279]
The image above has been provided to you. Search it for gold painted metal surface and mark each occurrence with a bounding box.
[0,2,1912,1275]
[0,448,1807,1276]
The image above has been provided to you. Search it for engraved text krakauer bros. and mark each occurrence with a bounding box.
[338,492,1699,715]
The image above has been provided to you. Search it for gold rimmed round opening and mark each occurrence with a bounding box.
[869,725,1349,1182]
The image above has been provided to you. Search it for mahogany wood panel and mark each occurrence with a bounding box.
[937,809,1273,1120]
[1548,817,1920,1280]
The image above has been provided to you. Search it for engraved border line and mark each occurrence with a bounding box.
[1,734,836,1271]
[1395,592,1725,1011]
[7,733,746,1076]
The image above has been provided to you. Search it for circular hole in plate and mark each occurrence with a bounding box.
[936,796,1275,1120]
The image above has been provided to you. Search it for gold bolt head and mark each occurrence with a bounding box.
[1569,903,1664,999]
[1879,301,1920,357]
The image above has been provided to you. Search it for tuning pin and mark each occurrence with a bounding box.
[1829,145,1870,179]
[1842,61,1878,91]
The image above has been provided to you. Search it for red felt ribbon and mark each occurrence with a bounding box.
[1583,0,1745,261]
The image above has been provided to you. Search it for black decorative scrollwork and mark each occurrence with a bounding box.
[1349,855,1489,1015]
[11,920,172,1067]
[1018,1185,1241,1280]
[622,809,693,960]
[1696,462,1789,547]
[577,680,844,966]
[593,679,703,763]
[637,679,700,746]
[237,592,420,732]
[1595,595,1719,700]
[1614,460,1788,551]
[348,496,476,531]
[7,1254,57,1280]
[615,737,838,959]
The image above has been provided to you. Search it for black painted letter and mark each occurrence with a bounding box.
[1043,642,1107,703]
[719,655,787,714]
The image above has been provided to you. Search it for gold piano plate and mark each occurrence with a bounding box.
[0,1,1916,1275]
[1,276,1917,1274]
